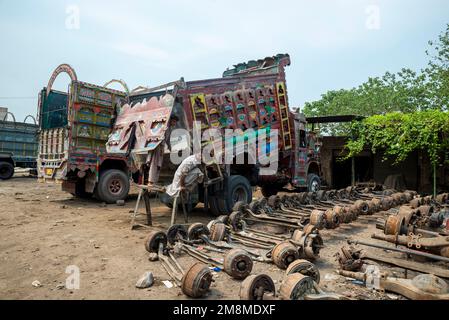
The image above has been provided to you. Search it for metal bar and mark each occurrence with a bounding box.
[361,251,449,279]
[143,191,153,226]
[130,79,185,96]
[347,239,449,263]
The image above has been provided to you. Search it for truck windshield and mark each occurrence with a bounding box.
[41,90,68,130]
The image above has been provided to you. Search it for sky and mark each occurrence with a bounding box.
[0,0,448,122]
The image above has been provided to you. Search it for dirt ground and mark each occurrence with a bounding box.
[0,175,442,300]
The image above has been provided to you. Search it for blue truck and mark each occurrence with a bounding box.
[0,110,39,180]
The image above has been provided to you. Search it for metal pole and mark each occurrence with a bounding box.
[433,162,437,198]
[347,239,449,263]
[351,157,355,187]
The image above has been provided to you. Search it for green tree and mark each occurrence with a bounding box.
[345,110,449,195]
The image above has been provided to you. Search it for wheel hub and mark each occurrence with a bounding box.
[109,179,122,194]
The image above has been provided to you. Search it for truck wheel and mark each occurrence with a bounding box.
[0,161,14,180]
[307,173,321,193]
[96,169,130,204]
[217,175,252,215]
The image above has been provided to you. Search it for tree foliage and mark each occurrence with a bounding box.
[346,110,449,166]
[302,24,449,169]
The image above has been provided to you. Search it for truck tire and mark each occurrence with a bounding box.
[96,169,130,204]
[0,161,14,180]
[216,175,252,215]
[307,173,321,193]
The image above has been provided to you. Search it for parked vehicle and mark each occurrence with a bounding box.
[37,56,322,214]
[37,64,129,200]
[0,111,38,180]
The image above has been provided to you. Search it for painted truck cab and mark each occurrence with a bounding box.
[37,64,129,201]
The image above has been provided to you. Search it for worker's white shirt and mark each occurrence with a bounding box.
[165,155,202,197]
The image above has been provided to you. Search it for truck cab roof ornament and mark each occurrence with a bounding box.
[46,64,77,97]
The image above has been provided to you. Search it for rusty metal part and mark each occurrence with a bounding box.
[158,248,185,285]
[398,206,417,225]
[231,230,279,246]
[285,259,320,283]
[347,207,359,222]
[309,210,325,229]
[187,223,210,241]
[326,190,337,200]
[403,191,414,203]
[369,198,382,213]
[149,235,186,286]
[380,196,394,211]
[248,200,263,215]
[223,248,253,280]
[372,233,449,253]
[279,273,315,300]
[244,205,306,229]
[349,238,449,263]
[181,243,223,265]
[409,198,421,209]
[383,215,406,235]
[193,232,269,262]
[145,230,168,253]
[292,229,305,242]
[146,231,213,298]
[417,205,433,217]
[352,200,370,215]
[334,206,353,223]
[336,246,365,271]
[239,274,276,300]
[423,196,433,204]
[229,210,246,231]
[357,249,449,279]
[267,195,281,209]
[303,224,319,235]
[244,227,288,242]
[380,214,441,238]
[181,262,213,298]
[216,215,230,224]
[229,234,274,250]
[167,224,188,245]
[209,222,227,241]
[429,211,445,228]
[337,270,449,300]
[301,233,323,260]
[316,190,327,201]
[392,193,406,205]
[436,193,449,204]
[272,241,299,269]
[290,226,323,260]
[324,209,340,229]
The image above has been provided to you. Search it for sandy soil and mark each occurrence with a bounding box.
[0,176,442,300]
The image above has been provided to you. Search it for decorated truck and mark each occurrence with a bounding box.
[37,64,129,201]
[0,110,38,180]
[37,55,322,214]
